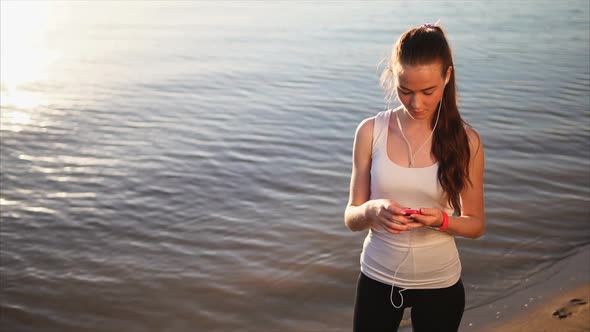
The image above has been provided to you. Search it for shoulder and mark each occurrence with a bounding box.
[355,116,375,137]
[355,109,393,138]
[465,126,480,144]
[352,116,376,155]
[464,126,484,157]
[353,116,375,151]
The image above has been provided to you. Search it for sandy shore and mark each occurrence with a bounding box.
[481,283,589,332]
[461,245,590,332]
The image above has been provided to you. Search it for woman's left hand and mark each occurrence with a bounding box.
[409,208,445,228]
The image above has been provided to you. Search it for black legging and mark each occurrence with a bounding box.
[353,272,465,332]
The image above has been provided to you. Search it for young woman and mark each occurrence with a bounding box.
[344,24,485,332]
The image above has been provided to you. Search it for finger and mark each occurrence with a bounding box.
[409,214,436,226]
[385,202,405,214]
[379,209,394,221]
[383,218,409,233]
[406,222,425,230]
[390,206,411,217]
[410,214,427,223]
[387,200,402,208]
[388,220,408,232]
[419,208,437,217]
[385,226,404,234]
[392,214,413,225]
[411,213,440,228]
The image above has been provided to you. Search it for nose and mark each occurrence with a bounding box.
[410,93,421,109]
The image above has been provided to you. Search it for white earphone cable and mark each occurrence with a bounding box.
[396,97,442,168]
[390,94,444,309]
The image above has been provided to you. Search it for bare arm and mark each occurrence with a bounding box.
[344,117,419,233]
[449,128,486,238]
[412,128,486,239]
[344,118,374,232]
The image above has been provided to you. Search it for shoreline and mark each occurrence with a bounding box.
[461,245,590,331]
[481,283,589,332]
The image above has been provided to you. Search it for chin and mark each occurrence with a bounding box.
[409,105,439,117]
[408,110,429,119]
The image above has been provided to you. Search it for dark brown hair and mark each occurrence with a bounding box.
[380,25,471,213]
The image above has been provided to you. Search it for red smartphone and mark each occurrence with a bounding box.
[401,209,421,216]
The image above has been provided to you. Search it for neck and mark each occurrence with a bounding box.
[395,107,440,168]
[400,108,434,130]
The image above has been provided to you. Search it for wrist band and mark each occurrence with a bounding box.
[435,211,449,231]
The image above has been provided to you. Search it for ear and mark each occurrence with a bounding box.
[444,66,453,86]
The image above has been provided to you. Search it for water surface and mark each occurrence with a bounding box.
[1,1,589,331]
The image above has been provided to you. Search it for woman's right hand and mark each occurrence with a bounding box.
[365,199,424,234]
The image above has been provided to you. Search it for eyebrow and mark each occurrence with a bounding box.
[398,85,438,92]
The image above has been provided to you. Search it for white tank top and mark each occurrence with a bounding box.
[360,108,461,289]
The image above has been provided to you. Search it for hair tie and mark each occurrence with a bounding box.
[423,23,435,28]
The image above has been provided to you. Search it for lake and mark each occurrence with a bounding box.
[1,1,589,331]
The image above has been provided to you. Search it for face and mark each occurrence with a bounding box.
[395,62,451,120]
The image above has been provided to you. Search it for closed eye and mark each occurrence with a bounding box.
[398,84,438,96]
[398,89,434,96]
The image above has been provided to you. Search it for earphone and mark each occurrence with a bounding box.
[389,91,444,309]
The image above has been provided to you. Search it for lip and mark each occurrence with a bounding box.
[406,110,431,120]
[409,109,426,116]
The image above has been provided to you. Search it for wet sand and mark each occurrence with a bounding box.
[482,283,589,332]
[462,245,590,332]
